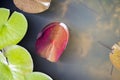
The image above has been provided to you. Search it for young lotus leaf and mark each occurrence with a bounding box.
[4,45,33,80]
[25,72,53,80]
[0,62,13,80]
[0,8,28,49]
[0,45,33,80]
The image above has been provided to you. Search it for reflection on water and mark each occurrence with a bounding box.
[1,0,120,80]
[51,0,120,80]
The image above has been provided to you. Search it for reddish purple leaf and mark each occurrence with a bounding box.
[35,22,69,62]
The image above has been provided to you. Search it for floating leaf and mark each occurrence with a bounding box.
[25,72,53,80]
[109,42,120,71]
[0,8,28,49]
[13,0,51,13]
[35,22,69,62]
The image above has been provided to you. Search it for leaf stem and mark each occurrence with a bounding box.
[98,41,112,50]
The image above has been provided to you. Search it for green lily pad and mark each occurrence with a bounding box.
[0,8,28,49]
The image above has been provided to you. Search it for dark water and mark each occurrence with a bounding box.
[0,0,120,80]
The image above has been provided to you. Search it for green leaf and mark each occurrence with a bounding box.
[0,45,33,80]
[0,8,28,49]
[0,62,13,80]
[25,72,53,80]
